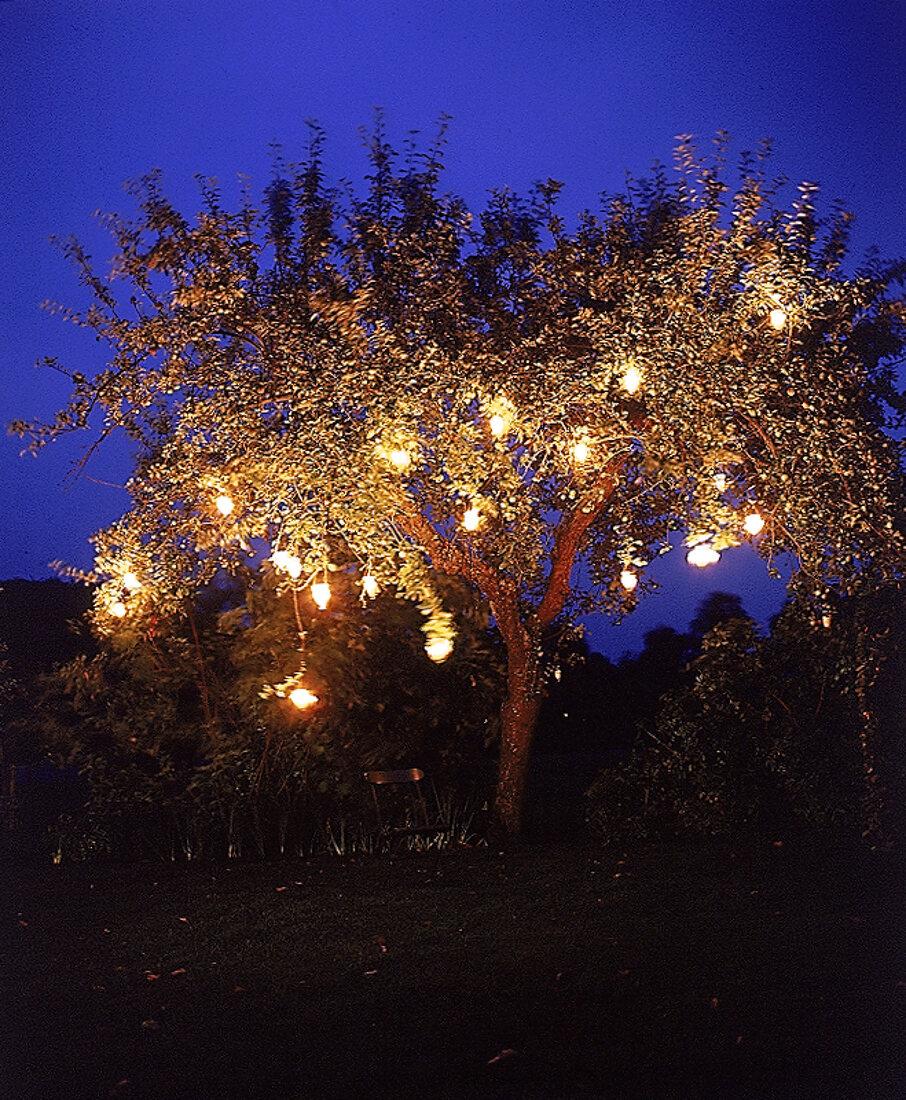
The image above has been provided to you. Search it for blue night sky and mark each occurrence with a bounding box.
[2,0,904,656]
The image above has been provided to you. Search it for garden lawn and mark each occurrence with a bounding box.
[1,836,904,1099]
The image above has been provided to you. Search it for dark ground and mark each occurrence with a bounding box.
[1,829,904,1100]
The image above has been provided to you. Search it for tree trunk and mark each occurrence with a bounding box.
[493,634,543,835]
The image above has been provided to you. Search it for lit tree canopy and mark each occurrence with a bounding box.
[17,125,906,833]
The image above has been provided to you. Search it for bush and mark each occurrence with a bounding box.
[587,612,870,846]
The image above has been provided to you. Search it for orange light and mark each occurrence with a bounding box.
[362,574,379,598]
[289,687,318,709]
[622,365,642,394]
[743,512,765,536]
[215,494,234,516]
[110,600,127,618]
[620,569,638,591]
[573,440,589,463]
[686,543,721,568]
[463,506,481,531]
[122,572,141,592]
[311,580,331,610]
[425,637,453,662]
[769,307,787,330]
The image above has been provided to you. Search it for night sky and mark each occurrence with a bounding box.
[2,0,904,656]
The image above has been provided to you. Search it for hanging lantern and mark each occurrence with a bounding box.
[289,687,319,709]
[619,569,638,591]
[686,542,721,568]
[215,494,235,516]
[622,364,642,394]
[425,636,454,662]
[743,512,765,536]
[463,506,481,531]
[311,580,331,610]
[620,567,642,594]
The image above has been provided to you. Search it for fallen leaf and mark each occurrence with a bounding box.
[488,1049,518,1065]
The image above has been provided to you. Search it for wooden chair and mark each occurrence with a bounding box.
[363,768,446,855]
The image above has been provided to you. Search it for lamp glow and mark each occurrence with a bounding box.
[215,494,234,516]
[289,687,319,709]
[686,542,721,568]
[311,580,331,609]
[573,440,589,463]
[622,364,642,394]
[122,572,141,592]
[713,473,728,492]
[463,506,481,531]
[110,600,127,618]
[769,307,787,330]
[425,637,453,662]
[362,574,379,598]
[620,569,638,591]
[389,448,411,470]
[743,512,765,535]
[489,413,506,437]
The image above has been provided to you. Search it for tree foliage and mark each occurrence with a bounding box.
[16,122,906,832]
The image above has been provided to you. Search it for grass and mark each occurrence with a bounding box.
[1,834,904,1099]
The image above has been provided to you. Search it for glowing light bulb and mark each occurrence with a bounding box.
[489,414,506,437]
[284,555,302,579]
[215,494,234,516]
[463,506,481,531]
[769,307,787,330]
[743,512,765,536]
[122,572,141,592]
[389,448,411,470]
[110,600,127,618]
[573,440,589,463]
[289,687,319,709]
[362,574,379,598]
[686,542,721,568]
[425,637,453,662]
[272,550,290,570]
[622,364,642,394]
[311,580,331,610]
[713,473,728,493]
[620,569,638,591]
[821,614,832,629]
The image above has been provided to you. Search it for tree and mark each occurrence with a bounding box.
[16,124,906,834]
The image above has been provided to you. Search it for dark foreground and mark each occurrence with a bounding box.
[1,836,904,1099]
